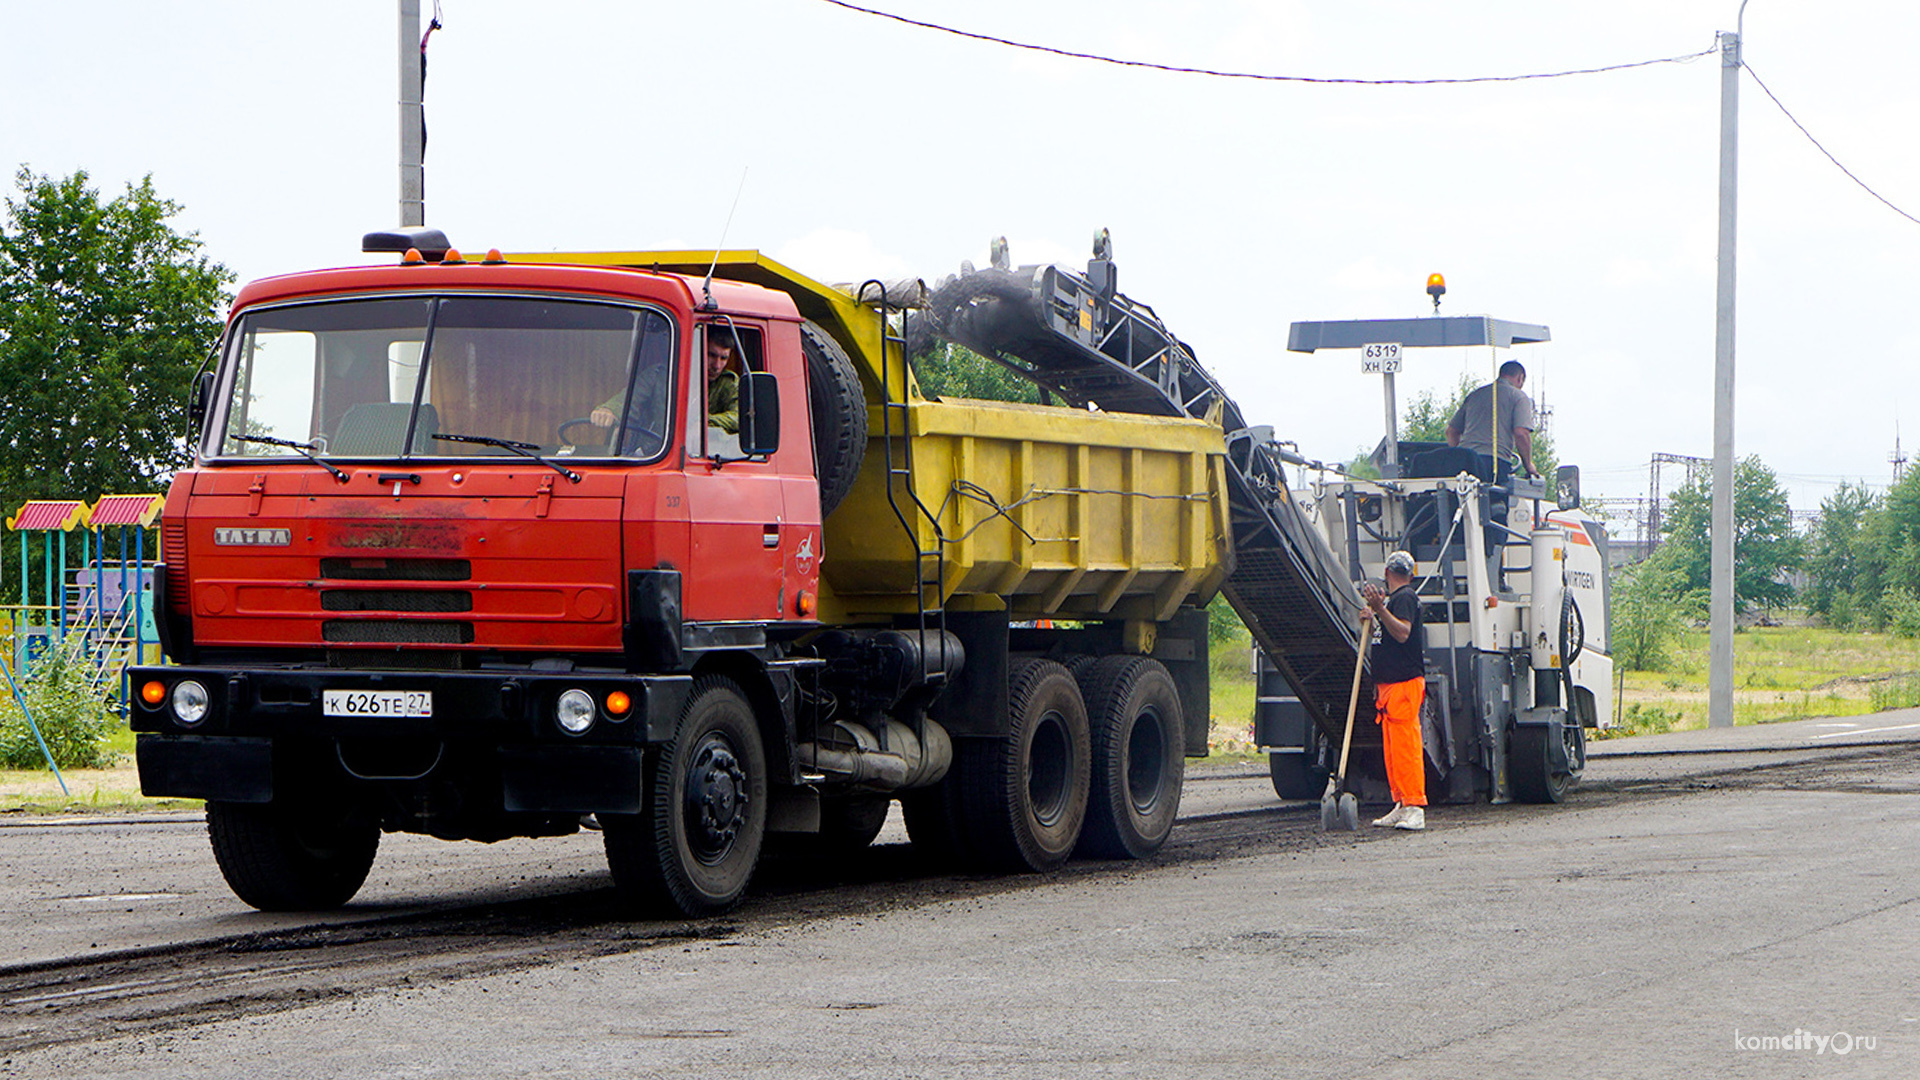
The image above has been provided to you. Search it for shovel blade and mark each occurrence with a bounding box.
[1336,792,1360,831]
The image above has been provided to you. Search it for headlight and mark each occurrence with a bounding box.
[556,689,595,735]
[171,680,210,727]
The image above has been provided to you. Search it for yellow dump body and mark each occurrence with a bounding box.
[516,250,1233,626]
[819,398,1230,623]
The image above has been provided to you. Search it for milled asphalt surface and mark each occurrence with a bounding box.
[4,713,1917,1078]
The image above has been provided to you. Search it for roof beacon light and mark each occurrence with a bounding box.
[1426,273,1446,313]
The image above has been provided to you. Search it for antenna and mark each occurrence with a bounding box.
[701,167,750,311]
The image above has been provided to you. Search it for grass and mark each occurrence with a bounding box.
[1606,621,1920,735]
[0,719,198,815]
[1203,627,1264,767]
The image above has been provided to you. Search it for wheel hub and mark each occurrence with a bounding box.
[686,739,749,864]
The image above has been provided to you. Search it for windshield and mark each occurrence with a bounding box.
[214,295,676,461]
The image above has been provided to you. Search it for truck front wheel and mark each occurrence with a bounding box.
[604,676,768,917]
[206,800,379,911]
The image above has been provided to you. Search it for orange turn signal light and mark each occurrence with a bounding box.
[605,690,632,716]
[796,590,815,617]
[442,248,466,265]
[140,680,167,705]
[402,248,425,265]
[482,248,506,265]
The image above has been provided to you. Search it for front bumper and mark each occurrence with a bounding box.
[129,665,692,812]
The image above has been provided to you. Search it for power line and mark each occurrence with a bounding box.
[815,0,1715,85]
[1744,61,1920,227]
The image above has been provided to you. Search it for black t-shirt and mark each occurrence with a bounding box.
[1370,583,1425,685]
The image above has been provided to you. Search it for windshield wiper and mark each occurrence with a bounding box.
[231,434,350,483]
[431,432,582,483]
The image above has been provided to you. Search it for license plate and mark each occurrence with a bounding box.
[322,690,433,718]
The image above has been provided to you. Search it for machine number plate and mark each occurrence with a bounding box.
[1361,342,1403,374]
[323,690,433,718]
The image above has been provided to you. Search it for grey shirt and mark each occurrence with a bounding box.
[1449,379,1535,465]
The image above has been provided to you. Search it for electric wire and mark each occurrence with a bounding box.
[1743,62,1920,228]
[815,0,1715,85]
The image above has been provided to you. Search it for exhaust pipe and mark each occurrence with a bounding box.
[797,717,953,791]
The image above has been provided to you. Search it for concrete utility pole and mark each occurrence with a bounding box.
[1709,8,1748,729]
[399,0,425,227]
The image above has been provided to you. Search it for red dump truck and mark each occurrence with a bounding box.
[130,230,1232,916]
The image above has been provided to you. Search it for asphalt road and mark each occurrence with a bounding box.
[4,715,1917,1078]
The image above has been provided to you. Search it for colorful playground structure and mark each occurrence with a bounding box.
[2,494,163,715]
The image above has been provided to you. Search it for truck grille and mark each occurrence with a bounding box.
[321,590,474,613]
[322,620,475,645]
[163,517,188,609]
[319,558,472,581]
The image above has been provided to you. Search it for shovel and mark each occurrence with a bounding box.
[1320,624,1371,832]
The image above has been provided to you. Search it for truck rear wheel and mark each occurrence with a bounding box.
[603,676,768,917]
[206,800,379,911]
[1074,656,1184,860]
[959,658,1090,873]
[819,793,891,853]
[900,777,967,863]
[801,320,867,517]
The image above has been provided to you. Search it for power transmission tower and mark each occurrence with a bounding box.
[1646,452,1711,551]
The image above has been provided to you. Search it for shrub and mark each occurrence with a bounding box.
[1869,677,1920,712]
[1882,586,1920,640]
[1616,703,1681,737]
[0,639,119,770]
[1613,556,1696,671]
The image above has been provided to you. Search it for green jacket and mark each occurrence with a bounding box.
[707,369,739,434]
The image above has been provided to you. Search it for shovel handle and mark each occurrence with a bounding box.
[1334,625,1372,784]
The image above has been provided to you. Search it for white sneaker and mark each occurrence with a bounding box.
[1394,806,1426,831]
[1371,805,1406,828]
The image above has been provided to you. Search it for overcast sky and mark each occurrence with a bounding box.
[5,0,1915,526]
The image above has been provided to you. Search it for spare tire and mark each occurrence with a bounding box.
[801,320,868,517]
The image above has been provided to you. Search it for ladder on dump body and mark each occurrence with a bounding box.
[863,280,948,688]
[921,258,1366,735]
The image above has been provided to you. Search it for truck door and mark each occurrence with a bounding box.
[681,322,788,623]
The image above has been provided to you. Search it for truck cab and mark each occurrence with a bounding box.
[134,251,828,914]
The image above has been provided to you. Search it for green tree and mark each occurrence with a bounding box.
[1659,455,1803,611]
[1803,482,1880,628]
[1848,467,1920,629]
[1401,376,1476,443]
[911,341,1042,404]
[0,168,232,516]
[1611,548,1696,671]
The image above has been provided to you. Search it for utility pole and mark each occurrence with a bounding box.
[399,0,425,227]
[1709,8,1748,729]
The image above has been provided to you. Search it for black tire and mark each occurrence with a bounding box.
[1270,751,1331,801]
[603,676,768,917]
[900,777,968,863]
[819,794,891,854]
[801,320,867,517]
[1510,723,1578,804]
[206,800,379,912]
[1073,656,1184,860]
[959,658,1091,873]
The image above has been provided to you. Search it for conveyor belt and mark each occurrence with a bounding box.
[917,257,1369,732]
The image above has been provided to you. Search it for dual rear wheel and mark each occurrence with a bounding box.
[908,655,1184,872]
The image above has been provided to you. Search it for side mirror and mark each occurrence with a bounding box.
[1555,465,1581,511]
[188,370,214,437]
[737,371,780,457]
